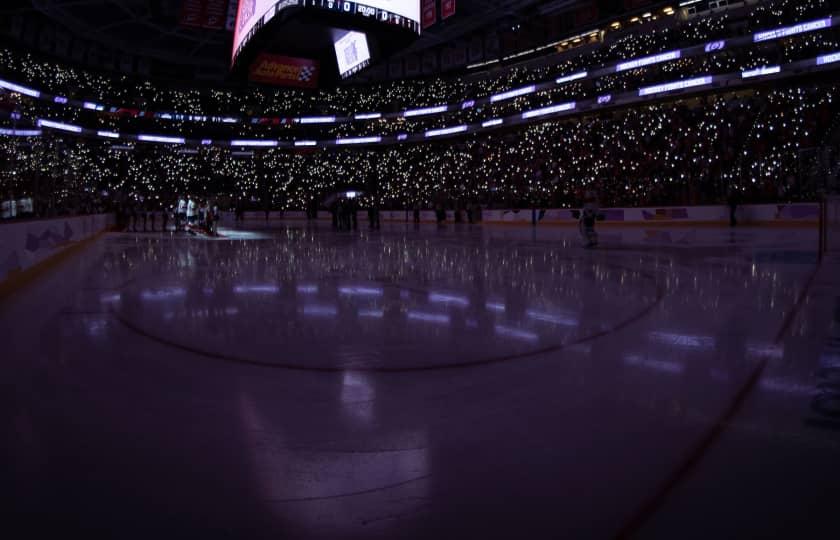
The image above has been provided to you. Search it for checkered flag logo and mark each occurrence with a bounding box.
[299,66,316,82]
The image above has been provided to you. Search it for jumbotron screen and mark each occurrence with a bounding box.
[232,0,420,65]
[334,30,371,78]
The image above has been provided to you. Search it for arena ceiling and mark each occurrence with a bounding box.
[4,0,592,74]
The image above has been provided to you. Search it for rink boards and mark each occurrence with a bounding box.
[233,202,820,226]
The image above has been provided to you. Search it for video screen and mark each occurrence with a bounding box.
[232,0,285,64]
[232,1,419,66]
[334,30,372,78]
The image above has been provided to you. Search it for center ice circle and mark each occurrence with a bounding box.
[113,232,659,371]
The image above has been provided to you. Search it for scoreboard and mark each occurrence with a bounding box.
[232,0,420,66]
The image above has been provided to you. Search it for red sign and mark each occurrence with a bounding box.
[248,53,320,89]
[180,0,228,30]
[441,0,456,19]
[421,0,437,29]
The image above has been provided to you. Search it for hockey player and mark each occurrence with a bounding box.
[176,195,187,231]
[579,188,600,248]
[186,195,197,228]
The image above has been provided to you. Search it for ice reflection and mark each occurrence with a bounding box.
[495,324,539,342]
[526,309,578,327]
[429,292,470,307]
[648,331,715,349]
[141,287,186,301]
[302,304,338,317]
[338,285,383,297]
[407,311,451,325]
[624,354,684,374]
[233,285,280,294]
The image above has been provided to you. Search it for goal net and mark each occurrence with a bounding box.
[822,196,840,254]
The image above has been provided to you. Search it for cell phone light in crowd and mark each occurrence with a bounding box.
[616,50,680,72]
[336,136,382,145]
[37,119,82,133]
[425,125,468,138]
[490,85,536,103]
[753,17,832,43]
[555,71,587,84]
[638,76,713,96]
[0,78,41,98]
[817,52,840,65]
[404,105,448,117]
[521,101,576,120]
[741,65,781,78]
[230,139,279,147]
[137,134,186,144]
[298,116,337,124]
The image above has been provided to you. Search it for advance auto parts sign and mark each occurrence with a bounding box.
[248,53,320,88]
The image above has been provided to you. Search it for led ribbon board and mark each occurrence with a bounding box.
[753,17,832,42]
[616,50,681,72]
[638,76,712,96]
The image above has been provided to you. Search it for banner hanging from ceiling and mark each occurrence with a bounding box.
[441,0,456,19]
[421,0,436,29]
[180,0,229,30]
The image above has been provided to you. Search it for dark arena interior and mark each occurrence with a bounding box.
[2,0,840,538]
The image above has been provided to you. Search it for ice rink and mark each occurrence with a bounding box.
[2,221,840,539]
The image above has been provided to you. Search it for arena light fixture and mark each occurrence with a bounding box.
[230,139,279,147]
[482,118,504,128]
[335,136,382,145]
[425,125,468,138]
[404,105,448,118]
[83,101,105,111]
[37,119,82,133]
[137,134,186,144]
[616,50,681,72]
[0,78,41,98]
[490,85,537,103]
[555,71,587,84]
[521,101,576,119]
[97,131,120,139]
[53,96,68,104]
[294,140,317,147]
[638,76,712,96]
[201,139,213,145]
[753,18,831,42]
[741,65,781,78]
[354,112,382,120]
